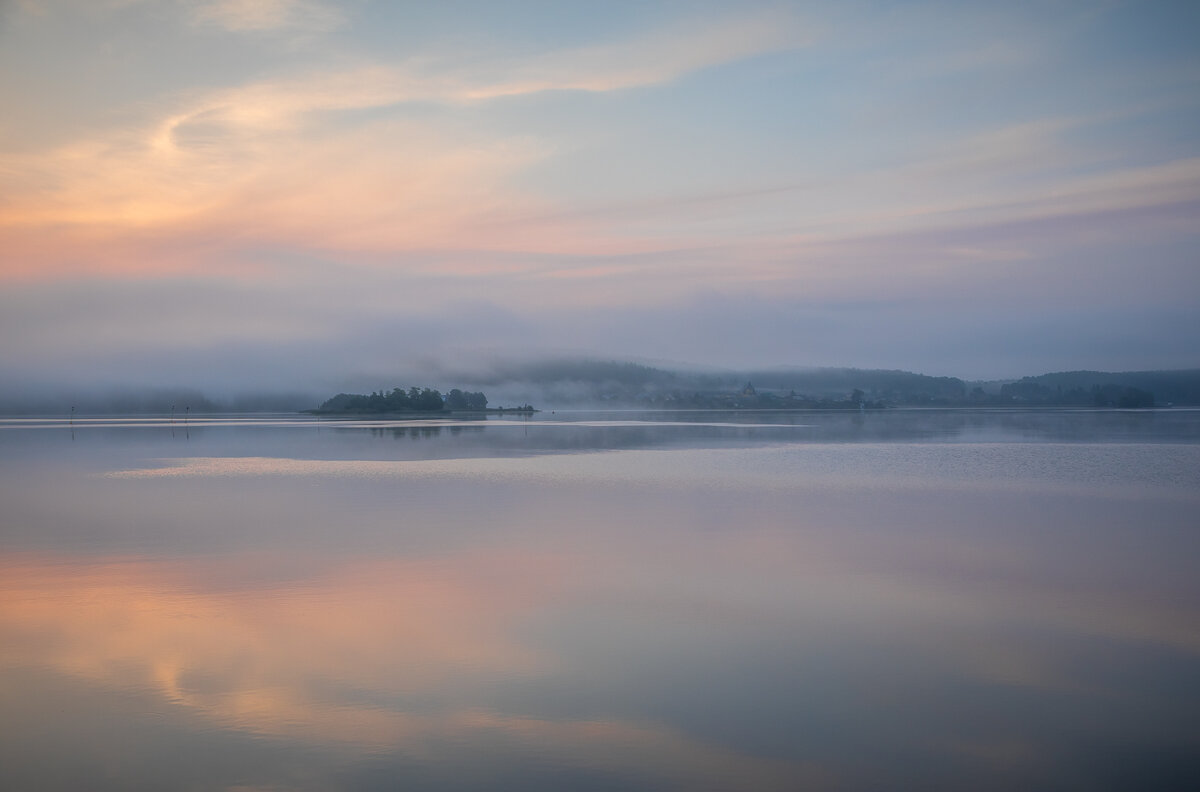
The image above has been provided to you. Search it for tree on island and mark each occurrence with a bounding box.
[445,389,489,410]
[315,387,490,413]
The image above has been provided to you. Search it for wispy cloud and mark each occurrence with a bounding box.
[460,8,808,98]
[0,7,811,276]
[157,7,807,142]
[192,0,346,33]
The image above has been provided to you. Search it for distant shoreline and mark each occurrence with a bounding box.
[3,404,1192,419]
[6,365,1195,416]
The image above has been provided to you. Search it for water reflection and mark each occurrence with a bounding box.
[0,552,819,789]
[1,411,1199,790]
[5,408,1199,452]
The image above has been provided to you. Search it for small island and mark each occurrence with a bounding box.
[308,387,536,415]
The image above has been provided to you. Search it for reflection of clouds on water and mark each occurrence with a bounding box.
[103,442,1200,502]
[4,412,1200,789]
[2,515,1197,788]
[0,553,813,790]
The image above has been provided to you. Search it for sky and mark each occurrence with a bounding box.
[1,0,1198,395]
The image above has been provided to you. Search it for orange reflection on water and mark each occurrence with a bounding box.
[0,552,554,740]
[0,550,813,788]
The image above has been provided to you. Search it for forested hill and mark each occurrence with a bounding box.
[994,370,1200,407]
[737,368,968,402]
[433,362,1200,408]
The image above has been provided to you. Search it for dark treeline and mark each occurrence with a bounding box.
[738,368,968,405]
[610,382,885,410]
[316,387,490,414]
[987,370,1200,407]
[995,380,1155,408]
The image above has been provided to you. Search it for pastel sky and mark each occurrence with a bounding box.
[2,0,1198,392]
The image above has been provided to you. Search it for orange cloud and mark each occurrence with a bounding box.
[0,8,811,284]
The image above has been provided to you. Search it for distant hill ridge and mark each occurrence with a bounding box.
[457,362,1200,408]
[4,365,1199,414]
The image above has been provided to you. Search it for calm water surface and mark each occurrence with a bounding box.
[2,409,1199,790]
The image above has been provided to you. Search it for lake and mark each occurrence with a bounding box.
[2,409,1198,790]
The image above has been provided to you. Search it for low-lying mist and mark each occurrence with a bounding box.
[5,356,1198,414]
